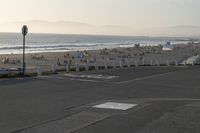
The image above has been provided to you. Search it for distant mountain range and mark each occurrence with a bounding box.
[1,20,200,37]
[8,20,93,27]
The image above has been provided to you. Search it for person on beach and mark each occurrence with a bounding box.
[57,58,61,66]
[2,57,9,63]
[64,59,68,66]
[64,52,69,58]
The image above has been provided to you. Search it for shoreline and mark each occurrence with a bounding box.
[0,32,197,56]
[0,41,193,56]
[0,43,200,71]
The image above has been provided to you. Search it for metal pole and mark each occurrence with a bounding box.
[23,35,25,76]
[22,25,28,77]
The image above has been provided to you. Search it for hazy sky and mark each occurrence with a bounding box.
[0,0,200,36]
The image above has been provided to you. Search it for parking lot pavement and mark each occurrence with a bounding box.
[12,98,200,133]
[74,99,200,133]
[38,66,190,83]
[1,66,200,133]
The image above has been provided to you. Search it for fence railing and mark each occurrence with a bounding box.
[0,58,199,78]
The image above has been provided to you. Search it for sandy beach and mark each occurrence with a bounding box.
[1,42,200,74]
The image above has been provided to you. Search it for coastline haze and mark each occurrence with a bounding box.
[0,0,200,37]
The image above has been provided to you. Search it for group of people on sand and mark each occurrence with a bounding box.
[56,51,92,67]
[31,54,45,60]
[2,57,21,64]
[57,52,73,67]
[100,48,109,55]
[57,58,72,67]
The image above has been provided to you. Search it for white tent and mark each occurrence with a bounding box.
[162,42,174,51]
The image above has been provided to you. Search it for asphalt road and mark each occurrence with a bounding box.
[0,66,200,133]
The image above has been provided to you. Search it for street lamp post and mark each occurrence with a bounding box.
[22,25,28,76]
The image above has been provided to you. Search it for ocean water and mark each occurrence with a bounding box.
[0,33,193,54]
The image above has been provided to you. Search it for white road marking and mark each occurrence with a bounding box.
[37,75,67,80]
[93,102,137,110]
[79,75,119,79]
[37,75,110,83]
[70,78,102,83]
[115,72,173,84]
[64,74,119,80]
[64,74,77,77]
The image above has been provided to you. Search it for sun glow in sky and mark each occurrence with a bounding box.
[0,0,200,36]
